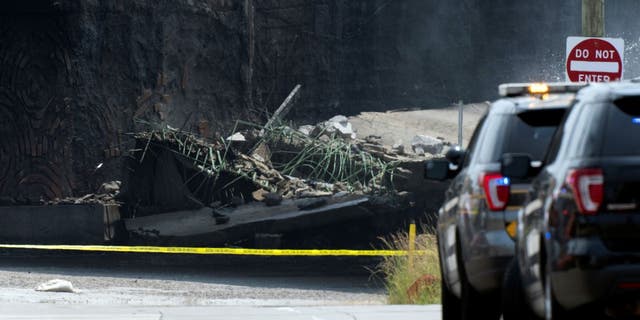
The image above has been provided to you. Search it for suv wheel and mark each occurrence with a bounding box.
[544,263,605,320]
[458,256,500,320]
[460,276,500,320]
[544,263,567,320]
[502,259,538,320]
[439,238,461,320]
[441,276,461,320]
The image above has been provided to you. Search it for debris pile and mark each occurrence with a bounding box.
[121,121,399,216]
[118,104,459,219]
[410,135,444,155]
[45,181,121,205]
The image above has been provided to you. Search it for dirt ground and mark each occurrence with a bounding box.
[0,254,385,306]
[349,103,489,150]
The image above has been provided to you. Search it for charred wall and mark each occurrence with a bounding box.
[0,3,76,201]
[0,1,249,201]
[1,0,640,200]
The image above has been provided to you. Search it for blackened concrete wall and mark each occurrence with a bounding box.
[1,0,639,200]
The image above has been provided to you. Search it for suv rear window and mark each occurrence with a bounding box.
[601,97,640,156]
[475,109,565,163]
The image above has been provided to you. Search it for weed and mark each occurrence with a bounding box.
[377,231,441,304]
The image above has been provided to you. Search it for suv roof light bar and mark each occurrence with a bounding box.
[499,82,588,97]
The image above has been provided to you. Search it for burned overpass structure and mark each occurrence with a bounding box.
[2,0,638,246]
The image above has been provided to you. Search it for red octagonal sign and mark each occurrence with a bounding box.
[566,37,624,82]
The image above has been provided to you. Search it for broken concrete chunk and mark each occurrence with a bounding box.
[411,135,444,155]
[252,189,268,201]
[226,132,246,142]
[297,125,316,136]
[326,115,348,127]
[361,143,386,153]
[365,135,382,144]
[315,115,357,140]
[392,141,405,155]
[330,117,356,139]
[264,192,283,206]
[251,142,272,164]
[36,279,75,293]
[98,180,121,195]
[309,181,334,192]
[298,190,333,198]
[396,167,412,175]
[332,191,349,198]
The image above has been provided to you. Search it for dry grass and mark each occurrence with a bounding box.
[377,231,441,305]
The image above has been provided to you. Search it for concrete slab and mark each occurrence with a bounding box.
[0,204,120,244]
[124,196,372,245]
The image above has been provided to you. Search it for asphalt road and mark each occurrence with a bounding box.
[0,305,441,320]
[0,251,440,319]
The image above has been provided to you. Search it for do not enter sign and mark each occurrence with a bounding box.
[566,37,624,82]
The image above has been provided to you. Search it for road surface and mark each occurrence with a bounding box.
[0,304,441,320]
[0,252,441,319]
[349,103,488,149]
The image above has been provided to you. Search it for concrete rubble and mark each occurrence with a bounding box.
[411,135,444,155]
[113,109,457,247]
[318,115,357,140]
[0,103,485,248]
[45,181,121,206]
[35,279,76,293]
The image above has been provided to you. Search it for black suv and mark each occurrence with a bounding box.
[426,83,585,319]
[502,81,640,319]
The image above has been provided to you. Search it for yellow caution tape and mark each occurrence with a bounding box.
[0,244,429,257]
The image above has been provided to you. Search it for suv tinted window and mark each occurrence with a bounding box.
[475,109,565,164]
[601,97,640,156]
[462,115,487,167]
[543,108,572,163]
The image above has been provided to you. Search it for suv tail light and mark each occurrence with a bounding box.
[566,168,603,215]
[480,172,510,211]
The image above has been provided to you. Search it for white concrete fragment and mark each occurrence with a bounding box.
[36,279,75,293]
[392,141,405,155]
[297,125,316,136]
[226,132,246,142]
[411,135,443,155]
[98,180,121,194]
[323,115,356,139]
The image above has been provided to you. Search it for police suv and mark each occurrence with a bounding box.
[502,81,640,319]
[425,82,586,320]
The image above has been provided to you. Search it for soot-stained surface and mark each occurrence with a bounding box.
[1,1,640,201]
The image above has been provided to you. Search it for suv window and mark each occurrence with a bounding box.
[461,115,487,167]
[543,109,572,164]
[474,109,565,164]
[601,97,640,156]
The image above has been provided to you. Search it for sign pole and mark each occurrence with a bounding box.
[408,222,416,272]
[458,100,463,147]
[582,0,605,37]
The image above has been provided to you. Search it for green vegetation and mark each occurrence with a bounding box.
[378,231,441,305]
[263,124,398,191]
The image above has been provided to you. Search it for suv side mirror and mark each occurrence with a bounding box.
[500,153,533,179]
[424,159,451,181]
[445,146,466,166]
